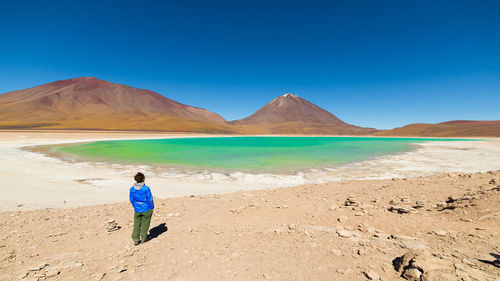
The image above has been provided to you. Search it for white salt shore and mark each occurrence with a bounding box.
[1,131,499,212]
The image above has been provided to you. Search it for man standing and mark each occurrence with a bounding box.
[129,172,154,245]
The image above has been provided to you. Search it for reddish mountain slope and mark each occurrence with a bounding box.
[0,77,232,132]
[230,94,375,135]
[374,120,500,137]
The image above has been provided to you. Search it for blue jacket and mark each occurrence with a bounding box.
[129,182,154,213]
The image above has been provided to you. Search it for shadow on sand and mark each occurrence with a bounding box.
[477,252,500,268]
[149,223,168,240]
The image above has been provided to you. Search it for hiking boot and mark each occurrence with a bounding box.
[134,240,140,246]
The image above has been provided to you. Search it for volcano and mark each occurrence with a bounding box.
[230,94,375,134]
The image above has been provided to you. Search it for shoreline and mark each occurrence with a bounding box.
[1,131,499,212]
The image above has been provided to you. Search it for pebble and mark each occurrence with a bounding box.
[29,263,49,271]
[329,205,339,211]
[329,249,343,256]
[337,229,353,238]
[432,230,447,236]
[362,270,381,280]
[337,216,348,222]
[46,270,60,277]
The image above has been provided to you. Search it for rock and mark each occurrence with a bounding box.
[402,268,422,281]
[337,229,353,238]
[388,205,412,214]
[105,220,121,232]
[363,270,380,280]
[344,196,359,207]
[329,205,339,211]
[33,273,46,278]
[393,250,454,281]
[432,230,447,236]
[70,261,84,268]
[337,216,348,222]
[329,249,342,256]
[392,234,418,241]
[46,270,60,278]
[489,179,496,184]
[29,263,49,271]
[413,201,425,208]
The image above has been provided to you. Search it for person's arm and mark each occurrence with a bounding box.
[129,188,135,206]
[146,187,154,210]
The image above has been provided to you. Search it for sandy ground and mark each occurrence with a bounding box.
[1,171,499,280]
[1,131,499,212]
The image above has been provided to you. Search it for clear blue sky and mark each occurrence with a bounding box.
[1,0,499,129]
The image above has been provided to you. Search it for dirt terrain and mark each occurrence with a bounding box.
[1,171,499,280]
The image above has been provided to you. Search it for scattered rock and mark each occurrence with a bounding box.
[105,220,121,232]
[362,270,380,280]
[402,268,421,281]
[337,229,353,238]
[345,196,359,207]
[413,201,425,209]
[46,270,60,278]
[329,205,339,211]
[29,263,49,271]
[337,215,348,222]
[489,179,496,184]
[431,230,447,236]
[329,249,342,256]
[388,205,412,214]
[393,250,454,281]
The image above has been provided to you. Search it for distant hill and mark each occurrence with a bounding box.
[0,77,233,133]
[230,94,376,134]
[2,78,498,137]
[374,120,500,137]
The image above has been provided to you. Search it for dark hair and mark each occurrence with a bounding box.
[134,172,145,183]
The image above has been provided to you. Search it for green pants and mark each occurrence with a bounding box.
[132,209,153,242]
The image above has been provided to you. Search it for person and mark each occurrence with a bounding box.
[129,172,154,245]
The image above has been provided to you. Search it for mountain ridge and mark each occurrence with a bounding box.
[1,77,498,136]
[0,77,231,132]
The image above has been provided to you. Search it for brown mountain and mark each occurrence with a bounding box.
[230,94,375,134]
[0,77,233,133]
[374,120,500,137]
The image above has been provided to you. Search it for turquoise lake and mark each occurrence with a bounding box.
[52,137,472,173]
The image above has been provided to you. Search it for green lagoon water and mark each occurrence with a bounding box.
[52,137,471,173]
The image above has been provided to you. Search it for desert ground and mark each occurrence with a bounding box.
[0,131,499,280]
